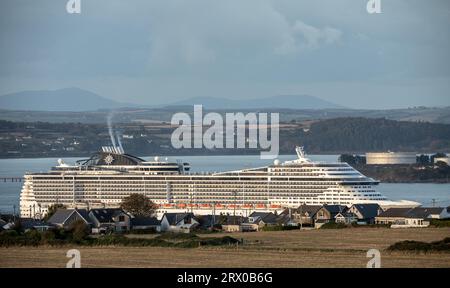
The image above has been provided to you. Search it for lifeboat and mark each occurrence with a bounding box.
[269,204,282,209]
[187,203,198,208]
[215,204,225,209]
[199,204,211,209]
[162,203,175,208]
[177,203,187,208]
[256,204,266,209]
[227,204,240,209]
[242,204,253,209]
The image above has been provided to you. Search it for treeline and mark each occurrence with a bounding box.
[0,117,449,158]
[353,163,450,183]
[280,117,450,153]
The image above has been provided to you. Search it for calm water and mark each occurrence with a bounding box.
[0,155,449,213]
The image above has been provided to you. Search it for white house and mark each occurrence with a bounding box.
[160,213,199,233]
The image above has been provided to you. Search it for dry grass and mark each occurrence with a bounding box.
[1,228,449,268]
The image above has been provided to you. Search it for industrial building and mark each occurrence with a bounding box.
[365,152,417,165]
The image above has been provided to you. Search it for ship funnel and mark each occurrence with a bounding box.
[102,146,124,154]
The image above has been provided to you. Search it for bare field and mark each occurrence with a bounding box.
[1,228,449,268]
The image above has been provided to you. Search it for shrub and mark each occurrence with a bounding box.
[261,225,299,231]
[0,228,240,248]
[68,220,89,242]
[127,228,157,234]
[387,237,450,252]
[320,222,348,229]
[429,219,450,228]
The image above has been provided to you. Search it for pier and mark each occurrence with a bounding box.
[0,177,22,182]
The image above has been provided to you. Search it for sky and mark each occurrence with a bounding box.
[0,0,449,109]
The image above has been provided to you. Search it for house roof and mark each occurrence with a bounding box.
[322,205,347,214]
[377,208,410,218]
[48,209,89,225]
[223,215,247,225]
[131,216,160,226]
[196,215,214,227]
[19,218,50,229]
[378,207,445,219]
[90,208,127,223]
[249,212,272,219]
[407,207,444,218]
[419,207,445,215]
[163,213,195,225]
[248,212,278,224]
[0,214,15,222]
[351,204,381,218]
[291,205,322,217]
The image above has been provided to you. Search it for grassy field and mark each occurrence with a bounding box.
[1,228,449,268]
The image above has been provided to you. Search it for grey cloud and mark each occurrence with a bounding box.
[0,0,449,108]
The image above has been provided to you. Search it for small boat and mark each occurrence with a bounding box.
[256,204,266,209]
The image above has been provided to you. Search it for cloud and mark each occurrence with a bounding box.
[276,20,342,54]
[142,0,343,66]
[0,0,449,108]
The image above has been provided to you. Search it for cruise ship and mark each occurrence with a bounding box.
[20,146,419,218]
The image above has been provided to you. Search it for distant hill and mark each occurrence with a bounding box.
[166,95,343,110]
[0,88,135,111]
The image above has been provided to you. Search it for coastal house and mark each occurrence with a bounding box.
[21,219,54,232]
[314,205,348,228]
[288,205,322,226]
[195,214,220,230]
[221,215,248,232]
[375,207,449,228]
[160,213,199,233]
[246,212,279,231]
[89,208,131,233]
[130,216,161,232]
[423,207,450,219]
[348,204,383,224]
[47,208,90,229]
[315,205,347,222]
[276,210,296,226]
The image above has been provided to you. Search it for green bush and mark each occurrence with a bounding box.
[387,237,450,252]
[0,229,240,248]
[261,225,299,231]
[68,220,90,243]
[320,222,348,229]
[429,219,450,228]
[127,228,157,234]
